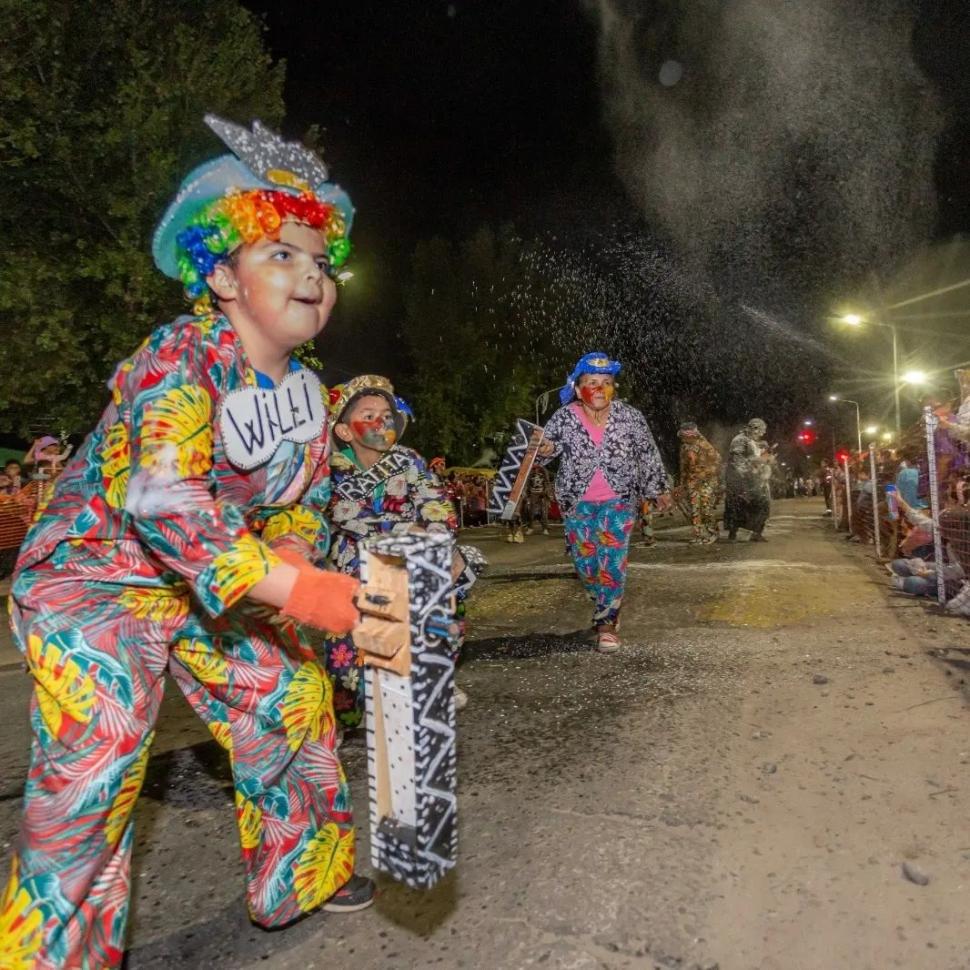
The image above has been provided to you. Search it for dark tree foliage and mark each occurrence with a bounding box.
[0,0,286,435]
[402,226,559,466]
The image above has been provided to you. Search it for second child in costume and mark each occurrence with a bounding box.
[325,375,484,725]
[0,116,373,970]
[538,352,670,654]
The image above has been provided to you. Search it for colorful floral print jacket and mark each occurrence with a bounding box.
[541,400,667,514]
[327,445,458,575]
[13,314,332,617]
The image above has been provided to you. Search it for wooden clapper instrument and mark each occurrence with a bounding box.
[354,531,458,890]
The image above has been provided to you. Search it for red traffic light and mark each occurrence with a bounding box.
[796,428,817,447]
[835,448,850,463]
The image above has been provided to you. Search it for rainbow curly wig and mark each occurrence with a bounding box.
[175,189,350,305]
[153,116,355,313]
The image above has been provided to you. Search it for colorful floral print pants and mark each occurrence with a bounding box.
[686,479,720,539]
[564,499,636,627]
[0,565,353,970]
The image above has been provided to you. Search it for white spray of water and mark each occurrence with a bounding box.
[583,0,942,307]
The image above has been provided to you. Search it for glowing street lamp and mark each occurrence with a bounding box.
[865,424,879,436]
[833,309,902,435]
[901,369,927,385]
[882,431,894,442]
[828,395,862,454]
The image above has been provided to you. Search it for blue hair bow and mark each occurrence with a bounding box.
[558,351,622,405]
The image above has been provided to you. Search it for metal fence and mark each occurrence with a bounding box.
[833,405,970,614]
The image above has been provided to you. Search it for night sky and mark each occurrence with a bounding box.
[917,0,970,235]
[246,0,970,427]
[244,0,622,379]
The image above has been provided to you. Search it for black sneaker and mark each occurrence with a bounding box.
[322,874,376,913]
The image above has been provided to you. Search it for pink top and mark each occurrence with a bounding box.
[570,402,619,502]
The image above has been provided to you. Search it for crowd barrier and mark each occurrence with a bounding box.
[830,406,970,611]
[0,481,43,577]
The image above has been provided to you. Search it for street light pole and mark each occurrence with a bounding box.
[829,396,862,454]
[835,310,903,434]
[891,322,901,438]
[534,387,560,425]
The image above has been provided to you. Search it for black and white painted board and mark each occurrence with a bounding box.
[488,418,544,521]
[360,531,457,890]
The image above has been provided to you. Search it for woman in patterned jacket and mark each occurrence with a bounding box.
[538,352,671,654]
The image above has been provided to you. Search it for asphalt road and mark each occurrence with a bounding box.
[1,500,969,969]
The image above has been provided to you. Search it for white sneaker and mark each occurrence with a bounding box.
[454,686,468,710]
[513,532,525,543]
[542,528,550,535]
[596,631,621,654]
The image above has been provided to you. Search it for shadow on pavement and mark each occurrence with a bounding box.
[462,630,592,661]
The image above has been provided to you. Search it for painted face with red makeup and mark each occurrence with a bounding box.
[334,393,398,462]
[577,374,615,412]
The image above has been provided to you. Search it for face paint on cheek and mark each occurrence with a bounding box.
[352,418,397,450]
[368,428,397,449]
[579,384,614,405]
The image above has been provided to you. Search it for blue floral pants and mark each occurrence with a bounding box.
[564,499,636,627]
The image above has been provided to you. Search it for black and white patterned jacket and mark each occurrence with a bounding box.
[541,400,667,514]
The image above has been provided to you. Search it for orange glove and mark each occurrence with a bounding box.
[275,548,315,570]
[276,549,360,635]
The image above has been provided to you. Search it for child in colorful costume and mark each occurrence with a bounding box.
[325,375,484,725]
[0,116,373,969]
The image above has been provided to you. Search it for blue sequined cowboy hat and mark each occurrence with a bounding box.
[152,116,355,302]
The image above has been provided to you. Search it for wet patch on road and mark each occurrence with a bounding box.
[463,631,591,660]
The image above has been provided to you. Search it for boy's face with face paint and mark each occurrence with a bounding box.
[577,374,615,411]
[335,394,398,456]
